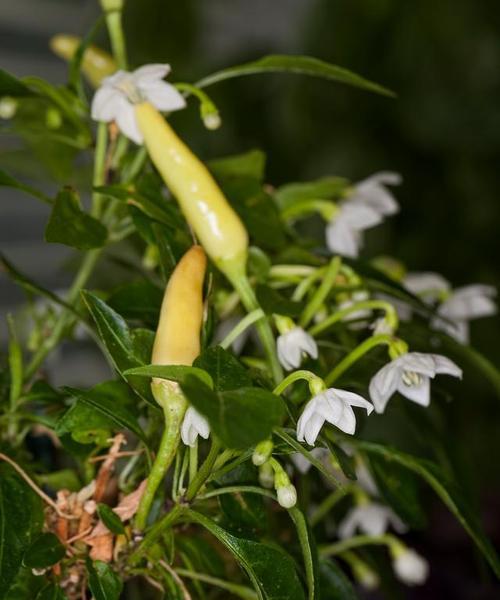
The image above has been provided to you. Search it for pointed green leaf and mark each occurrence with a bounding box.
[197,54,394,97]
[97,504,125,535]
[0,68,35,97]
[45,187,107,249]
[86,559,123,600]
[124,364,213,388]
[194,346,251,391]
[0,168,52,204]
[22,533,65,569]
[186,509,306,600]
[319,559,359,600]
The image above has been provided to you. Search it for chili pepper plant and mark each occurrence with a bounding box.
[1,1,499,598]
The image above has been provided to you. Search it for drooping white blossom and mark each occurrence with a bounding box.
[181,406,210,447]
[276,484,297,509]
[326,202,382,258]
[338,502,407,539]
[403,271,450,304]
[432,284,497,344]
[91,64,185,144]
[277,327,318,371]
[297,389,373,445]
[369,352,462,413]
[350,171,401,216]
[392,548,429,586]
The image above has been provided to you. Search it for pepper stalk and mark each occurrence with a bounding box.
[135,245,206,530]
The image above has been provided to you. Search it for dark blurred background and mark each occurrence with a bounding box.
[1,0,499,597]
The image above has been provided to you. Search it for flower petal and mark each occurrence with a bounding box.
[91,86,125,122]
[431,354,462,379]
[116,103,143,144]
[133,63,171,84]
[398,352,437,378]
[340,202,383,229]
[403,271,450,301]
[142,81,187,112]
[369,362,400,413]
[397,375,431,406]
[331,388,374,414]
[326,220,360,257]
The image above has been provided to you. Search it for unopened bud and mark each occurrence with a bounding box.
[203,111,221,130]
[277,484,297,509]
[252,439,273,466]
[258,462,274,488]
[0,97,17,119]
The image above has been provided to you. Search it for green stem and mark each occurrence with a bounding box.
[228,270,283,385]
[281,199,337,222]
[300,256,341,328]
[188,440,198,486]
[104,8,127,69]
[135,389,186,530]
[273,370,321,396]
[186,439,221,501]
[324,334,393,386]
[175,569,258,600]
[309,300,398,337]
[196,485,275,501]
[91,122,108,218]
[220,309,265,350]
[320,533,398,557]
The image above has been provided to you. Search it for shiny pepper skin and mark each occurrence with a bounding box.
[50,34,117,88]
[134,102,249,278]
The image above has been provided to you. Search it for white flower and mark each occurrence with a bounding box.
[392,548,429,586]
[297,389,373,445]
[326,202,382,258]
[338,502,407,539]
[277,327,318,371]
[403,271,450,304]
[350,171,401,216]
[369,352,462,413]
[433,285,497,344]
[91,64,186,144]
[181,406,210,447]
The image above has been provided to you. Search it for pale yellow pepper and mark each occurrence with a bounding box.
[50,34,117,88]
[134,102,249,280]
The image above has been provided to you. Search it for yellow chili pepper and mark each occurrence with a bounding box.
[134,102,248,280]
[49,34,117,88]
[136,245,207,530]
[152,244,206,369]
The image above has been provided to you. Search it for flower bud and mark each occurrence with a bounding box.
[391,546,429,586]
[252,439,273,466]
[277,484,297,509]
[0,97,17,120]
[259,462,275,488]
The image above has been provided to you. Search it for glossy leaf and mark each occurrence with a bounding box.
[0,168,52,204]
[124,364,213,388]
[56,398,114,445]
[45,187,107,249]
[355,440,500,577]
[186,509,306,599]
[197,54,395,97]
[62,381,147,443]
[288,508,319,600]
[319,559,358,600]
[107,281,163,327]
[81,291,155,405]
[193,346,251,391]
[256,285,304,318]
[181,377,285,449]
[86,559,123,600]
[209,149,266,182]
[97,504,125,535]
[324,438,357,480]
[22,533,65,569]
[0,466,43,597]
[36,584,68,600]
[0,68,35,96]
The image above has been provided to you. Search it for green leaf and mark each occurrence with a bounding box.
[186,509,306,600]
[256,285,304,318]
[275,177,349,211]
[107,281,163,327]
[288,508,319,600]
[193,346,252,391]
[22,533,65,570]
[45,187,107,250]
[248,247,272,283]
[209,150,266,182]
[97,504,125,535]
[368,453,426,529]
[197,54,394,97]
[0,466,44,597]
[56,397,114,445]
[81,291,155,405]
[0,68,35,97]
[124,364,213,388]
[0,168,52,204]
[355,440,500,577]
[181,377,285,449]
[324,438,357,481]
[62,381,147,443]
[36,584,68,600]
[319,559,358,600]
[86,559,123,600]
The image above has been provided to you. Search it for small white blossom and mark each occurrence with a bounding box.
[433,285,497,344]
[392,548,429,586]
[91,64,186,144]
[181,406,210,447]
[350,171,401,216]
[338,502,407,539]
[297,389,373,445]
[277,327,318,371]
[403,271,450,304]
[369,352,462,413]
[326,202,382,258]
